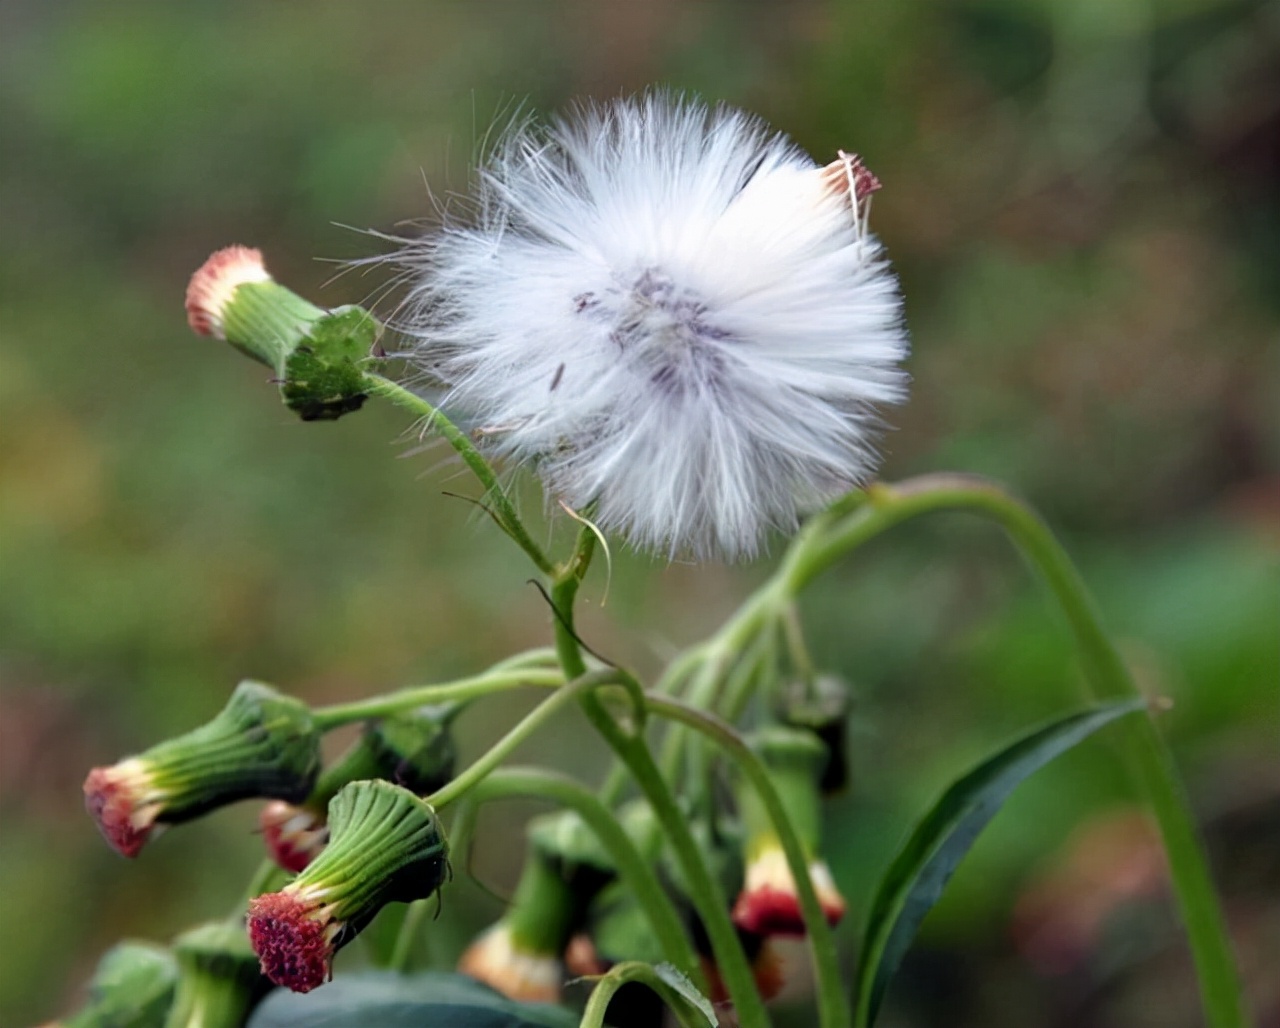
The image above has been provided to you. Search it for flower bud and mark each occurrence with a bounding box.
[459,809,615,1004]
[777,673,854,795]
[185,247,381,421]
[185,247,323,374]
[248,779,449,992]
[259,705,458,872]
[166,921,270,1028]
[56,941,177,1028]
[731,726,846,937]
[458,923,563,1005]
[84,681,321,858]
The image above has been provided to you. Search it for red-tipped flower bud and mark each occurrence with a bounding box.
[84,681,321,858]
[458,923,564,1005]
[458,807,618,1003]
[257,704,459,873]
[185,246,273,339]
[258,801,329,874]
[184,246,381,421]
[248,779,448,992]
[731,726,847,937]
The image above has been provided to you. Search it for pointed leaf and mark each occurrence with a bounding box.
[854,699,1144,1026]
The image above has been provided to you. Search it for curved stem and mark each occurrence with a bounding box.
[648,694,850,1028]
[552,529,765,1024]
[310,668,564,731]
[579,962,713,1028]
[363,373,554,575]
[469,767,701,983]
[786,473,1248,1028]
[426,670,635,809]
[588,708,769,1028]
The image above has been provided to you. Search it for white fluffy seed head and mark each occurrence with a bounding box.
[397,93,909,560]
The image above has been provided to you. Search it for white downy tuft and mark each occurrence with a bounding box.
[397,94,909,560]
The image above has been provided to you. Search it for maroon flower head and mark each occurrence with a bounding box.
[731,844,846,938]
[247,890,335,994]
[259,801,328,874]
[83,760,163,859]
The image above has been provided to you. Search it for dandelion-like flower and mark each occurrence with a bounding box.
[398,93,908,559]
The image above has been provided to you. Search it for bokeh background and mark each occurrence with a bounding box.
[2,1,1277,1025]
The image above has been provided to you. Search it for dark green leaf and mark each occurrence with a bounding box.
[247,971,579,1028]
[854,699,1144,1027]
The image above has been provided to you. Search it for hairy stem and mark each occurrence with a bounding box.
[310,668,564,731]
[363,373,554,575]
[426,670,637,809]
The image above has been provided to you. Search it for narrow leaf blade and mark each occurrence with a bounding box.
[855,699,1144,1026]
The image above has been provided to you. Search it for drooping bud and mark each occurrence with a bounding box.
[185,247,322,372]
[458,923,563,1005]
[165,921,270,1028]
[258,705,458,872]
[185,247,382,421]
[84,681,321,858]
[731,726,847,937]
[777,673,854,795]
[459,808,615,1004]
[56,941,177,1028]
[258,800,329,875]
[248,779,449,992]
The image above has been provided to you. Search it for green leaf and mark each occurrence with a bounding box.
[577,961,718,1028]
[854,699,1144,1027]
[653,963,719,1027]
[247,971,578,1028]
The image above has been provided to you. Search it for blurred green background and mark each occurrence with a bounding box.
[1,1,1277,1025]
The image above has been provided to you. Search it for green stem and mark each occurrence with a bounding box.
[362,374,554,575]
[591,710,769,1028]
[469,767,701,983]
[579,962,713,1028]
[389,899,433,972]
[648,695,850,1028]
[550,528,768,1028]
[426,670,638,809]
[238,858,286,910]
[310,669,564,731]
[788,473,1247,1028]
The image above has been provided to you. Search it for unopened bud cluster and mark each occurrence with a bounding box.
[259,705,457,872]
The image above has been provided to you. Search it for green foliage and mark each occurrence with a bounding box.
[2,1,1276,1026]
[246,971,578,1028]
[854,700,1143,1026]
